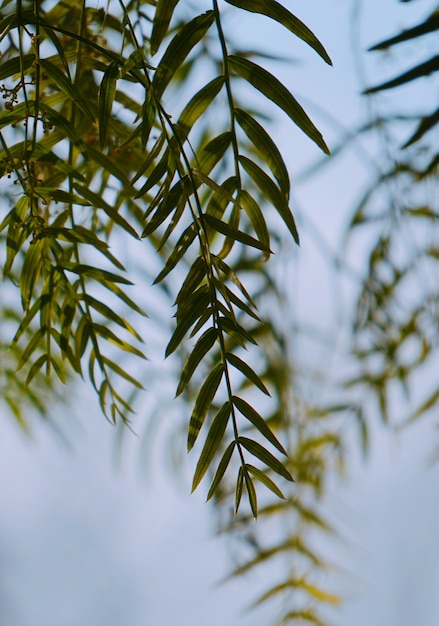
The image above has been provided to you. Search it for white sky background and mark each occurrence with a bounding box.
[1,1,439,625]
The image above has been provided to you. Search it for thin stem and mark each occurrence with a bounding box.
[212,0,242,190]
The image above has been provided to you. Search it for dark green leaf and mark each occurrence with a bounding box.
[153,223,197,284]
[187,362,224,450]
[150,0,180,55]
[235,108,290,194]
[99,61,119,149]
[238,190,271,257]
[153,11,216,99]
[175,257,206,306]
[238,436,294,481]
[226,0,332,65]
[199,132,232,174]
[226,352,270,395]
[0,54,35,81]
[203,213,271,254]
[233,396,287,454]
[206,441,236,500]
[61,262,133,285]
[166,285,211,356]
[229,55,330,154]
[191,401,231,491]
[244,470,258,517]
[239,155,299,244]
[178,76,225,137]
[246,464,286,499]
[235,466,245,513]
[176,327,219,396]
[40,59,95,120]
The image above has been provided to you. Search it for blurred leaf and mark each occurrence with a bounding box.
[364,56,439,93]
[369,10,439,50]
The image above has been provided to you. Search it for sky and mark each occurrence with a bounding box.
[1,1,439,625]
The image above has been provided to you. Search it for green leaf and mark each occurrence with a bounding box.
[0,53,35,81]
[20,239,45,311]
[213,256,255,305]
[35,189,91,206]
[86,145,131,187]
[226,0,332,65]
[150,0,180,55]
[238,436,294,481]
[73,184,139,238]
[101,356,145,390]
[39,103,88,155]
[206,441,236,500]
[203,213,271,254]
[246,464,286,499]
[187,362,224,450]
[191,401,231,491]
[235,466,245,513]
[214,281,261,322]
[4,197,29,275]
[81,294,142,340]
[229,55,330,154]
[176,327,218,396]
[238,190,271,257]
[153,11,216,99]
[17,328,45,371]
[92,324,145,358]
[166,285,211,356]
[175,257,206,306]
[193,171,239,216]
[226,352,270,396]
[219,316,257,348]
[233,396,287,455]
[235,108,290,194]
[199,132,232,174]
[153,223,197,284]
[61,262,133,285]
[141,177,188,237]
[404,386,439,425]
[40,59,95,121]
[277,609,325,626]
[244,470,258,517]
[239,155,299,244]
[99,60,119,149]
[178,76,225,137]
[25,354,48,386]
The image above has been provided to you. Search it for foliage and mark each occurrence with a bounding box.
[343,1,439,432]
[1,0,438,624]
[0,0,331,506]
